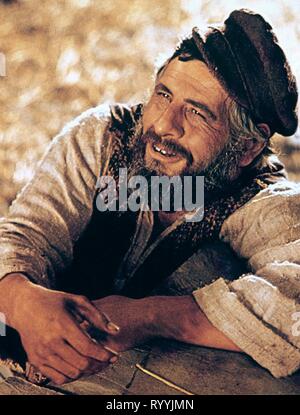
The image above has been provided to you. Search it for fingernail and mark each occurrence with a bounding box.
[107,321,120,333]
[110,356,118,364]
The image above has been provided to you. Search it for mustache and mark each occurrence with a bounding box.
[140,129,193,166]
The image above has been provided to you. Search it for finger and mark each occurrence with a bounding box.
[67,342,112,373]
[25,363,49,386]
[45,353,81,380]
[49,339,91,372]
[66,303,85,324]
[52,339,113,373]
[72,296,120,335]
[101,311,121,333]
[78,321,120,356]
[103,344,119,357]
[64,317,114,362]
[38,365,70,386]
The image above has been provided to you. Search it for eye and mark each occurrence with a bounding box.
[186,107,207,124]
[156,91,171,102]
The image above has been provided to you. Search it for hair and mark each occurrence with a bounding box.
[227,99,275,170]
[155,35,276,171]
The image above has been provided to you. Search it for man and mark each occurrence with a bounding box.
[0,9,300,385]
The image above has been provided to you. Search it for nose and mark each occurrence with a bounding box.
[153,104,184,140]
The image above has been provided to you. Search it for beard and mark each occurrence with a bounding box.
[123,118,248,213]
[128,118,246,192]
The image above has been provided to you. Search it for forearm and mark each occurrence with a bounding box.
[146,295,242,352]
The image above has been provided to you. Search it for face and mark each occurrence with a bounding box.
[141,58,231,177]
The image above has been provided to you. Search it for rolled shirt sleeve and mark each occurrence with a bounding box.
[0,104,111,288]
[192,179,300,378]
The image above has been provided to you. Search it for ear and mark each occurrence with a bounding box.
[238,123,270,168]
[257,123,271,138]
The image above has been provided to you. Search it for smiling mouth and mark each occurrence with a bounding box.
[149,142,182,162]
[153,143,176,157]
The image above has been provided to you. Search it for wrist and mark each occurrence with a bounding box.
[140,295,201,341]
[136,297,161,338]
[0,273,36,329]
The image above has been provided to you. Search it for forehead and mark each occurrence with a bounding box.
[157,58,229,111]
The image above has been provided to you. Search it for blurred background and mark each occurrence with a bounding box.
[0,0,300,215]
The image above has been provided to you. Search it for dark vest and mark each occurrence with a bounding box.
[56,207,247,300]
[56,104,286,300]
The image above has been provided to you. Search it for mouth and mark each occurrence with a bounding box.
[148,142,182,163]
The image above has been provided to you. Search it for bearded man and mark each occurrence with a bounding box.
[0,9,300,386]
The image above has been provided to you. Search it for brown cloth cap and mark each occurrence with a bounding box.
[192,9,298,136]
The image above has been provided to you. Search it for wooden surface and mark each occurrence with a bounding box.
[1,339,300,395]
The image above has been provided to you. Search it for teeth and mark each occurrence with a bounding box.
[153,144,176,157]
[154,145,161,152]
